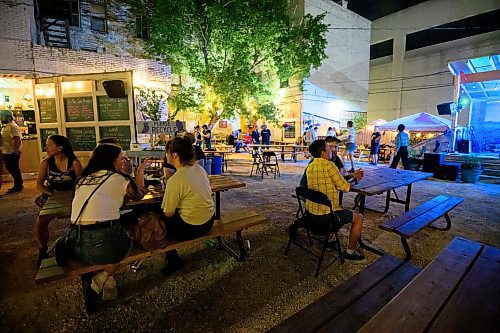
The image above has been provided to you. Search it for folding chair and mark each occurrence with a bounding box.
[285,187,344,276]
[250,151,263,176]
[261,151,280,179]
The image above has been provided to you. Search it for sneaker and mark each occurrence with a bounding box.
[348,168,355,173]
[343,250,366,262]
[161,256,185,276]
[6,186,23,194]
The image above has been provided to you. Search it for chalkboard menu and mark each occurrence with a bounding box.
[67,127,96,151]
[38,99,57,123]
[97,96,129,121]
[40,128,59,150]
[284,121,296,138]
[99,126,131,150]
[64,97,94,122]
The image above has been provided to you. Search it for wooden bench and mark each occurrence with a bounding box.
[359,237,499,332]
[268,255,422,333]
[379,195,463,260]
[36,210,266,314]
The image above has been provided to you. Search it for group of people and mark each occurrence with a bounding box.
[35,132,215,300]
[226,124,272,152]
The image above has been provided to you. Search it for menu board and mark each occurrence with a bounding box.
[40,128,59,151]
[38,99,57,123]
[67,127,96,151]
[97,96,129,121]
[64,97,94,122]
[284,121,296,138]
[99,126,131,150]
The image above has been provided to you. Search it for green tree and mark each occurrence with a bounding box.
[128,0,328,123]
[353,113,367,131]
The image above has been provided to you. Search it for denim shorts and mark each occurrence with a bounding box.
[345,143,357,153]
[68,222,132,265]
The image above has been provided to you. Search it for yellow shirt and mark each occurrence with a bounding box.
[1,121,22,154]
[305,158,350,214]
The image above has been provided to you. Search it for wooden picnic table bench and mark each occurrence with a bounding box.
[36,210,267,314]
[271,237,499,333]
[380,195,464,260]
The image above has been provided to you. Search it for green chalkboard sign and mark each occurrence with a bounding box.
[99,126,131,150]
[97,96,129,121]
[64,97,94,122]
[40,128,59,151]
[38,99,57,123]
[67,127,96,151]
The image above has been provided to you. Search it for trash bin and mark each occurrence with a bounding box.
[210,156,223,175]
[204,158,212,175]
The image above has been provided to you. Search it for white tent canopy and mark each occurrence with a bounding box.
[377,112,452,132]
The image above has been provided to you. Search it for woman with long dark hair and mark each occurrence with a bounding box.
[35,135,82,265]
[68,143,150,300]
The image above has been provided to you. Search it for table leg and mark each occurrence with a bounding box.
[215,191,221,219]
[359,194,366,215]
[383,190,391,213]
[405,184,412,211]
[281,147,285,162]
[339,191,344,206]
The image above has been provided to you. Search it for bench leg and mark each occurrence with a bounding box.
[217,231,246,261]
[428,213,452,231]
[81,272,97,314]
[401,236,412,261]
[359,236,386,256]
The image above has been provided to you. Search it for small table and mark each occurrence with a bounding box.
[40,175,246,220]
[343,168,432,215]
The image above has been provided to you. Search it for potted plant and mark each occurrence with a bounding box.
[461,156,483,183]
[408,148,424,171]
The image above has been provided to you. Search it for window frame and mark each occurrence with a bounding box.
[90,1,107,33]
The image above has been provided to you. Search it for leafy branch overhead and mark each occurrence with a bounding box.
[128,0,328,122]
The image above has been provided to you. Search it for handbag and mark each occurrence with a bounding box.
[132,212,168,251]
[35,193,50,208]
[53,172,114,266]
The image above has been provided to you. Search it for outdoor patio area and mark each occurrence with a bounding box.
[0,161,498,332]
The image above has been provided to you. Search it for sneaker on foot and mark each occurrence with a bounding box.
[343,250,366,262]
[161,256,185,276]
[91,271,109,294]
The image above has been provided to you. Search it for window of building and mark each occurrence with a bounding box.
[136,16,149,39]
[68,0,80,27]
[370,39,393,60]
[90,1,107,33]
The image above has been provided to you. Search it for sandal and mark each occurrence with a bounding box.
[90,271,108,294]
[102,276,117,301]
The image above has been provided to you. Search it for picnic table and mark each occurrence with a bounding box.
[248,144,308,162]
[343,167,433,215]
[39,175,245,220]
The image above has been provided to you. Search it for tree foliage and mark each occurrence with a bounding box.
[129,0,328,122]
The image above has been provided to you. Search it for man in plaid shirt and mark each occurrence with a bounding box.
[304,140,366,261]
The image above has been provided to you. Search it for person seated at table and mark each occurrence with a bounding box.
[326,127,337,137]
[155,133,168,146]
[98,137,134,175]
[160,136,215,275]
[68,143,150,300]
[163,131,206,179]
[297,140,365,261]
[35,135,83,265]
[243,131,252,152]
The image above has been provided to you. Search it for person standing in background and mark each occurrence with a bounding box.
[341,121,356,173]
[251,126,260,145]
[194,125,202,147]
[202,124,212,150]
[370,131,381,165]
[311,126,319,142]
[0,110,23,193]
[390,124,410,170]
[261,124,271,148]
[326,127,337,137]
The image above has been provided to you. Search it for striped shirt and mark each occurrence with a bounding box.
[305,158,350,214]
[395,131,410,152]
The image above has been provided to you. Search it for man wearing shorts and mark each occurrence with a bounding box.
[303,140,365,261]
[342,121,356,173]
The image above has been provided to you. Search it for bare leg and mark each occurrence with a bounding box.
[35,215,53,248]
[347,212,363,250]
[349,152,355,170]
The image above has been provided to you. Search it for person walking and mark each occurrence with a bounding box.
[202,124,212,150]
[390,124,410,170]
[341,121,357,173]
[0,110,23,193]
[370,131,381,165]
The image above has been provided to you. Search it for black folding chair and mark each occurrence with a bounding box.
[250,151,263,176]
[285,187,344,276]
[261,151,280,178]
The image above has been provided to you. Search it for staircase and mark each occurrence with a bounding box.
[40,17,71,48]
[444,154,500,184]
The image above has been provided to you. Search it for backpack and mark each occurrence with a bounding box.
[132,212,169,251]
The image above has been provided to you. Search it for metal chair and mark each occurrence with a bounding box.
[261,151,280,178]
[285,187,344,276]
[250,151,263,176]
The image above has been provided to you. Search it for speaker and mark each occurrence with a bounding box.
[423,152,444,173]
[437,102,453,115]
[102,80,126,98]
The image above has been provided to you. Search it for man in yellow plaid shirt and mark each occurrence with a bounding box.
[305,140,365,261]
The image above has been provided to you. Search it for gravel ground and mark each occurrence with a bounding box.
[0,161,499,332]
